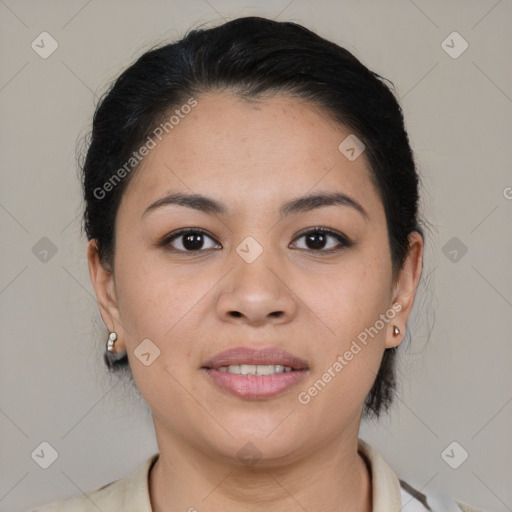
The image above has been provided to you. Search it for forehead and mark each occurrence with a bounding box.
[119,92,381,218]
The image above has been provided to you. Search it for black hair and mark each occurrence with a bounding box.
[81,16,424,418]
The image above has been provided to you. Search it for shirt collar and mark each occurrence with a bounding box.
[124,438,402,511]
[357,438,402,511]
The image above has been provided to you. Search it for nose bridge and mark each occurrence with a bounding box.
[215,233,296,324]
[232,233,283,299]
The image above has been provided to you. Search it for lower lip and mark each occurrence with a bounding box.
[203,368,308,400]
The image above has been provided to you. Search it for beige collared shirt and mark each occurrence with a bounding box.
[29,439,478,512]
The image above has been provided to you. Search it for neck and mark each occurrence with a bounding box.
[149,429,371,512]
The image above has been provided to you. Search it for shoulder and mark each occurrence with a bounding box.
[400,478,486,512]
[27,454,158,512]
[28,479,120,512]
[358,437,485,512]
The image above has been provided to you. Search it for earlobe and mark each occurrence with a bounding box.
[384,231,424,349]
[86,240,122,337]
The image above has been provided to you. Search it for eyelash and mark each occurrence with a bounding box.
[159,227,352,255]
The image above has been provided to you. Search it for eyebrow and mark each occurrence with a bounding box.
[142,191,369,221]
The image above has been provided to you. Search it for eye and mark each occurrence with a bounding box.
[290,227,352,253]
[161,229,221,252]
[160,227,351,254]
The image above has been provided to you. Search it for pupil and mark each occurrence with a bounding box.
[183,233,203,250]
[307,232,326,250]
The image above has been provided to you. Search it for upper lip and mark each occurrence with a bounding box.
[202,347,309,370]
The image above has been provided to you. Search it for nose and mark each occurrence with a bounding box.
[215,249,297,327]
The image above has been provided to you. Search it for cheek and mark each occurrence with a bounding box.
[114,240,185,332]
[113,244,206,376]
[296,270,391,422]
[305,255,392,342]
[114,251,201,417]
[298,254,392,395]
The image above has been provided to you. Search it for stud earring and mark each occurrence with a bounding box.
[392,325,401,336]
[105,332,127,367]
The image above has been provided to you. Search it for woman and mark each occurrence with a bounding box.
[31,16,482,512]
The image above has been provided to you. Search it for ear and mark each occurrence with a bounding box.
[385,231,424,348]
[87,239,126,351]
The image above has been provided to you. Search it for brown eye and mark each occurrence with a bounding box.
[290,228,351,253]
[162,229,221,252]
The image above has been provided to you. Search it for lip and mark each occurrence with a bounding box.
[202,346,309,370]
[201,346,310,400]
[203,368,309,400]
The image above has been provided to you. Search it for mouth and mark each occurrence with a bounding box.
[210,363,298,375]
[201,346,309,399]
[202,346,309,372]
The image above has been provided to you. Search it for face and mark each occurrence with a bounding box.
[88,92,422,466]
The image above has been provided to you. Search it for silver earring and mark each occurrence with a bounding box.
[392,325,401,336]
[105,332,127,367]
[107,332,117,352]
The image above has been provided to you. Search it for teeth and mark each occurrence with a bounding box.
[216,364,294,375]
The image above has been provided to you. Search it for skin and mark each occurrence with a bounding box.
[87,92,423,512]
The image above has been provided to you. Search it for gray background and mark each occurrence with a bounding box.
[1,1,511,511]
